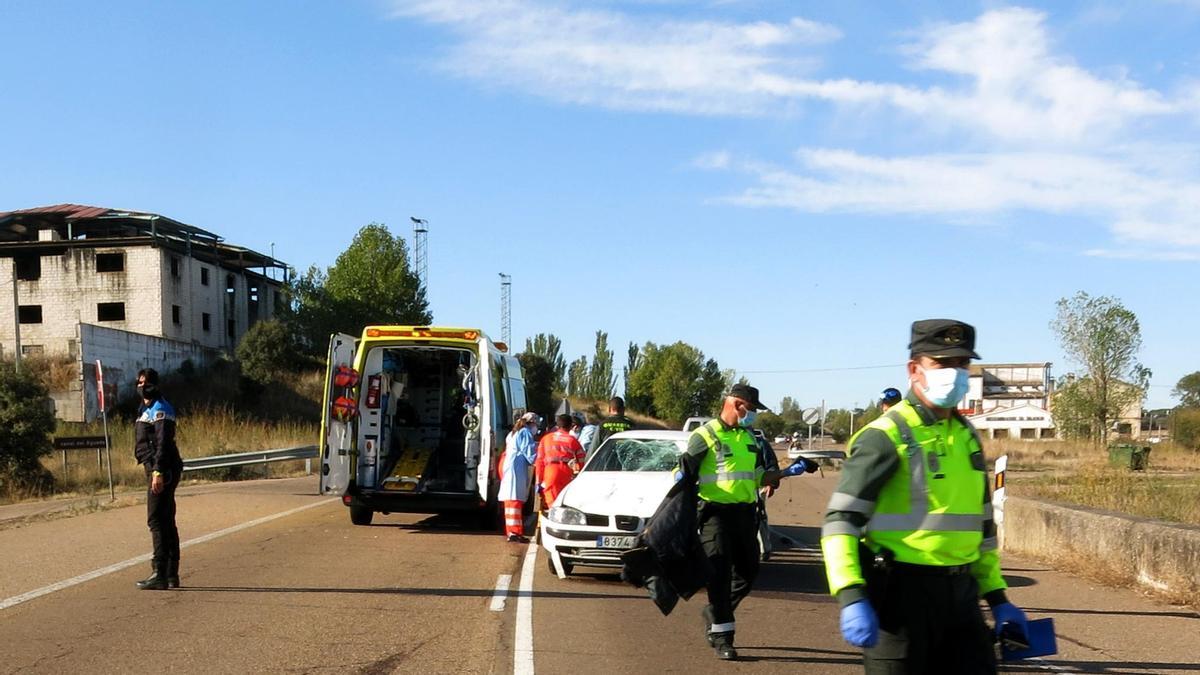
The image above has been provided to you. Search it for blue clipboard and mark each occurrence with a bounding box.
[1000,618,1057,660]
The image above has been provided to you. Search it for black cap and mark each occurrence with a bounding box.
[909,319,980,359]
[727,383,771,412]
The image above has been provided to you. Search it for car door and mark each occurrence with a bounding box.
[319,332,358,495]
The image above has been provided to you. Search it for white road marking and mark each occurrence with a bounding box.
[490,574,512,612]
[0,498,337,611]
[513,540,538,675]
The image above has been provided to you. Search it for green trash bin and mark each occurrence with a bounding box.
[1108,443,1151,470]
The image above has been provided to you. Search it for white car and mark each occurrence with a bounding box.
[774,435,789,444]
[541,430,689,578]
[682,416,712,432]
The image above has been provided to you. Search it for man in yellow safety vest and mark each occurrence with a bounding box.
[821,319,1028,674]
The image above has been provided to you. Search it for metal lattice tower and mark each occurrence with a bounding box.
[499,273,512,346]
[410,217,429,293]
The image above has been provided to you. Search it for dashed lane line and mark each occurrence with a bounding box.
[513,540,538,675]
[0,498,337,611]
[490,574,512,612]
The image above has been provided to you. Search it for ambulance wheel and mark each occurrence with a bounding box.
[547,555,573,577]
[350,505,374,526]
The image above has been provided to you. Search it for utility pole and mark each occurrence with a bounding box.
[499,273,511,346]
[410,217,429,295]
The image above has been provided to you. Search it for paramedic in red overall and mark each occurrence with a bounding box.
[535,414,586,509]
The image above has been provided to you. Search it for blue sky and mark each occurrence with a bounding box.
[3,1,1198,411]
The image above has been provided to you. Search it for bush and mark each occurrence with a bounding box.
[0,362,57,494]
[1173,408,1200,451]
[236,319,296,384]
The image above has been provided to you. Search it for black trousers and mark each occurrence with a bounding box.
[700,502,760,635]
[145,465,181,567]
[864,568,997,675]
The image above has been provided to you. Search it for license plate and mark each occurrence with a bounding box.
[596,535,635,549]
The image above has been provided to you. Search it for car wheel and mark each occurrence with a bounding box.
[349,505,374,526]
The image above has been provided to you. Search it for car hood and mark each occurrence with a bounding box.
[558,471,676,518]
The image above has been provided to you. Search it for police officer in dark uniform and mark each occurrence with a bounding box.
[134,368,183,591]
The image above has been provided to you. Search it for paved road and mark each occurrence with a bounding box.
[1,474,1197,673]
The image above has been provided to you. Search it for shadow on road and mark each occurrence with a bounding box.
[1023,605,1200,620]
[735,645,861,666]
[176,585,642,601]
[999,660,1200,673]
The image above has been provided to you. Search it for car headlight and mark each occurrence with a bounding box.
[548,506,586,525]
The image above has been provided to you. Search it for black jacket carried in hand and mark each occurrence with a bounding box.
[134,399,183,473]
[621,474,711,615]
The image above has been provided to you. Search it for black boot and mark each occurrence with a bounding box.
[166,557,180,589]
[701,606,717,647]
[713,633,738,661]
[136,561,168,591]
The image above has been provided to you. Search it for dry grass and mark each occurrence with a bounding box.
[564,396,672,430]
[35,407,319,500]
[989,439,1200,526]
[20,353,80,392]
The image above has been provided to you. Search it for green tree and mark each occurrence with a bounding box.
[525,334,566,393]
[0,363,56,493]
[755,411,786,438]
[1050,292,1150,444]
[566,356,589,398]
[516,352,555,419]
[585,331,617,400]
[1172,409,1200,451]
[286,224,431,355]
[1173,371,1200,409]
[624,342,643,403]
[236,320,297,383]
[625,341,729,425]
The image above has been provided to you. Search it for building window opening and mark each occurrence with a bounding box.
[227,319,236,338]
[226,274,236,295]
[202,313,211,331]
[1020,428,1037,440]
[172,305,182,325]
[992,428,1010,440]
[1040,428,1056,439]
[21,345,44,356]
[170,256,181,278]
[17,305,43,324]
[96,252,125,273]
[97,302,126,321]
[200,267,210,286]
[15,256,41,281]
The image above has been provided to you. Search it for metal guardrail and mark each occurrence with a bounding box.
[182,445,319,472]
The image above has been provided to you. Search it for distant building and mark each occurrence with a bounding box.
[962,362,1058,440]
[0,204,287,420]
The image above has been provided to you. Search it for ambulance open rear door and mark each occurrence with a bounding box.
[320,332,359,495]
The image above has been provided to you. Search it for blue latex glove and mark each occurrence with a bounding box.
[991,602,1028,639]
[782,458,818,476]
[840,600,879,648]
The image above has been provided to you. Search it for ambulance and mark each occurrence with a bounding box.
[319,326,527,526]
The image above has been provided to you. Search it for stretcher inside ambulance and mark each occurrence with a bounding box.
[319,327,526,527]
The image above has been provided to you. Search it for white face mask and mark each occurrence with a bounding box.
[918,366,970,408]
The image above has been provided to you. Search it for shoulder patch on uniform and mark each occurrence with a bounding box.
[155,411,165,420]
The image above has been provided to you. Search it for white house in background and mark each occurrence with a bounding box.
[961,363,1057,440]
[967,403,1057,440]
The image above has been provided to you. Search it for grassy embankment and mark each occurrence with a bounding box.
[10,360,324,506]
[985,438,1200,527]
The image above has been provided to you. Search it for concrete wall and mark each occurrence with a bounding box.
[76,323,218,422]
[1003,496,1200,603]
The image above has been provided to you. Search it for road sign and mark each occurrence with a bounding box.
[801,408,820,425]
[53,436,108,450]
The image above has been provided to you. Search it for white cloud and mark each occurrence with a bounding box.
[714,148,1200,259]
[390,0,841,115]
[691,150,731,169]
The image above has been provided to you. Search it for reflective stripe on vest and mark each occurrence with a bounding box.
[695,420,760,504]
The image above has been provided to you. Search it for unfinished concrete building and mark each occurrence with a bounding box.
[0,204,286,420]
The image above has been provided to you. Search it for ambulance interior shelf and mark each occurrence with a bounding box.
[356,346,480,494]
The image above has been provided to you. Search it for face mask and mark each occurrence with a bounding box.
[138,383,159,400]
[918,367,969,408]
[738,409,758,427]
